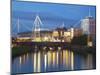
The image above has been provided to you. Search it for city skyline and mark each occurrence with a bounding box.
[12,1,96,33]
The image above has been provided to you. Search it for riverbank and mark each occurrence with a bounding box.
[70,46,96,54]
[12,45,96,59]
[12,46,32,59]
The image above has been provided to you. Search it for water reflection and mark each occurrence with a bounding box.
[71,52,74,70]
[32,52,41,72]
[12,49,96,74]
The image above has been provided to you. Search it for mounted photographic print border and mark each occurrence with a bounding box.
[11,0,96,74]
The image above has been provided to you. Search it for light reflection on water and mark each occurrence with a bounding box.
[12,49,96,74]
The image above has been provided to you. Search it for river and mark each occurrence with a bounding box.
[11,49,96,74]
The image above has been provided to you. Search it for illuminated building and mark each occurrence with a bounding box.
[81,16,96,46]
[63,31,71,42]
[70,28,74,39]
[15,25,86,43]
[52,31,59,37]
[81,16,95,35]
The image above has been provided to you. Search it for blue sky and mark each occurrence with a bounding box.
[12,0,96,34]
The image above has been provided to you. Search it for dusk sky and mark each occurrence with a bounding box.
[12,0,96,34]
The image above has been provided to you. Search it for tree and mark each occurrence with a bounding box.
[71,34,87,45]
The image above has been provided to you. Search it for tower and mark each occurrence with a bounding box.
[81,8,96,46]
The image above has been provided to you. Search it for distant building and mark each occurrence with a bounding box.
[54,27,74,42]
[17,29,52,42]
[16,27,76,42]
[52,31,59,37]
[81,16,96,46]
[81,16,96,35]
[67,27,74,39]
[70,27,74,39]
[63,31,71,42]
